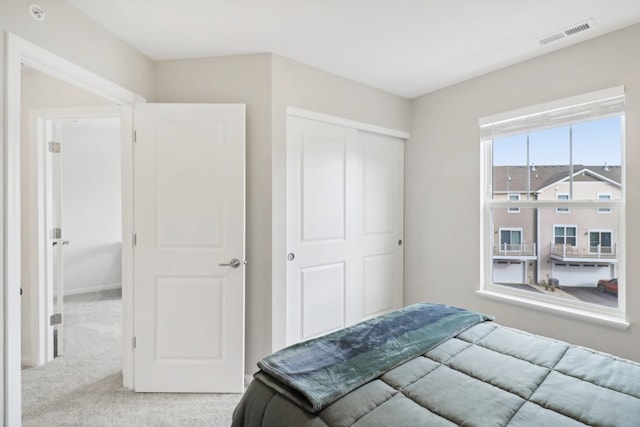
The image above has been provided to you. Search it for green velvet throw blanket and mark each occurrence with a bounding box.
[257,303,493,413]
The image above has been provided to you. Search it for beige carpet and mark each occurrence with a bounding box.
[22,289,243,427]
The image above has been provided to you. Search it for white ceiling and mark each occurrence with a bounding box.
[63,0,640,98]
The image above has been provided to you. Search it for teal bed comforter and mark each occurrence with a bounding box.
[232,304,640,426]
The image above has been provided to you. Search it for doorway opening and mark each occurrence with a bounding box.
[5,33,142,425]
[19,71,124,418]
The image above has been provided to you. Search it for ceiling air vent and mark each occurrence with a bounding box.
[537,19,597,46]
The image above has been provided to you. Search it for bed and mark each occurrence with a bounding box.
[232,303,640,426]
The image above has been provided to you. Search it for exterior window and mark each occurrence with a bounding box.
[589,230,613,255]
[598,193,612,214]
[556,194,570,213]
[499,228,522,252]
[554,225,577,246]
[480,87,624,316]
[507,194,520,213]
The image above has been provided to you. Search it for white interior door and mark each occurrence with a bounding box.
[133,103,245,392]
[286,116,404,346]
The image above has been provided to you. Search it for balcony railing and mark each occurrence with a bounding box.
[550,243,617,260]
[493,242,537,256]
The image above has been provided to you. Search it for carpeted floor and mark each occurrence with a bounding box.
[22,289,243,427]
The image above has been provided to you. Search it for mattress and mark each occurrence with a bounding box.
[232,304,640,426]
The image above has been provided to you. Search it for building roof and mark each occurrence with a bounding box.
[493,165,621,193]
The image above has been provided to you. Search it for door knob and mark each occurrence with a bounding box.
[219,258,242,268]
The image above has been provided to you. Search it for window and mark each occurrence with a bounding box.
[556,194,570,213]
[480,87,625,319]
[554,225,577,246]
[499,228,522,252]
[507,194,520,213]
[589,230,613,255]
[598,193,612,214]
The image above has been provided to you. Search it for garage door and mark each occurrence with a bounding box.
[552,263,612,287]
[493,261,525,284]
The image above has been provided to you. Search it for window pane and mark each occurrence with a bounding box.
[572,116,622,201]
[492,135,528,200]
[493,116,622,203]
[491,207,618,309]
[529,126,570,167]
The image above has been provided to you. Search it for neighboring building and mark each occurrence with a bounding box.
[492,165,620,287]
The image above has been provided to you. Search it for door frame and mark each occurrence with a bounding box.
[24,107,123,367]
[4,33,144,426]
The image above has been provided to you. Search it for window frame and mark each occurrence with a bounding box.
[479,87,627,327]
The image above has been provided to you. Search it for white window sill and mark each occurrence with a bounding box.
[476,289,630,329]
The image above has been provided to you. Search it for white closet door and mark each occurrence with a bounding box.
[357,130,404,320]
[286,116,403,346]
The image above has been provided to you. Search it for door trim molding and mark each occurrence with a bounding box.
[286,107,411,140]
[4,33,143,425]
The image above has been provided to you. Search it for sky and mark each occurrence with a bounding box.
[493,116,622,166]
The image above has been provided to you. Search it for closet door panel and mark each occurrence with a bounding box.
[286,115,404,345]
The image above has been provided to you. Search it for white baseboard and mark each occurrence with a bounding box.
[21,355,35,368]
[64,282,122,296]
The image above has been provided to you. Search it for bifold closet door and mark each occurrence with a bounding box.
[286,116,403,346]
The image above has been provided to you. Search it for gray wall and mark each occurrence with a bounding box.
[405,24,640,362]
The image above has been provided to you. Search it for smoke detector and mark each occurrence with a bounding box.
[29,4,45,22]
[537,19,597,46]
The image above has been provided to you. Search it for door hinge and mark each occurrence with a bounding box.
[50,313,62,326]
[51,228,62,239]
[132,336,137,349]
[133,234,137,246]
[134,131,137,143]
[48,141,61,153]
